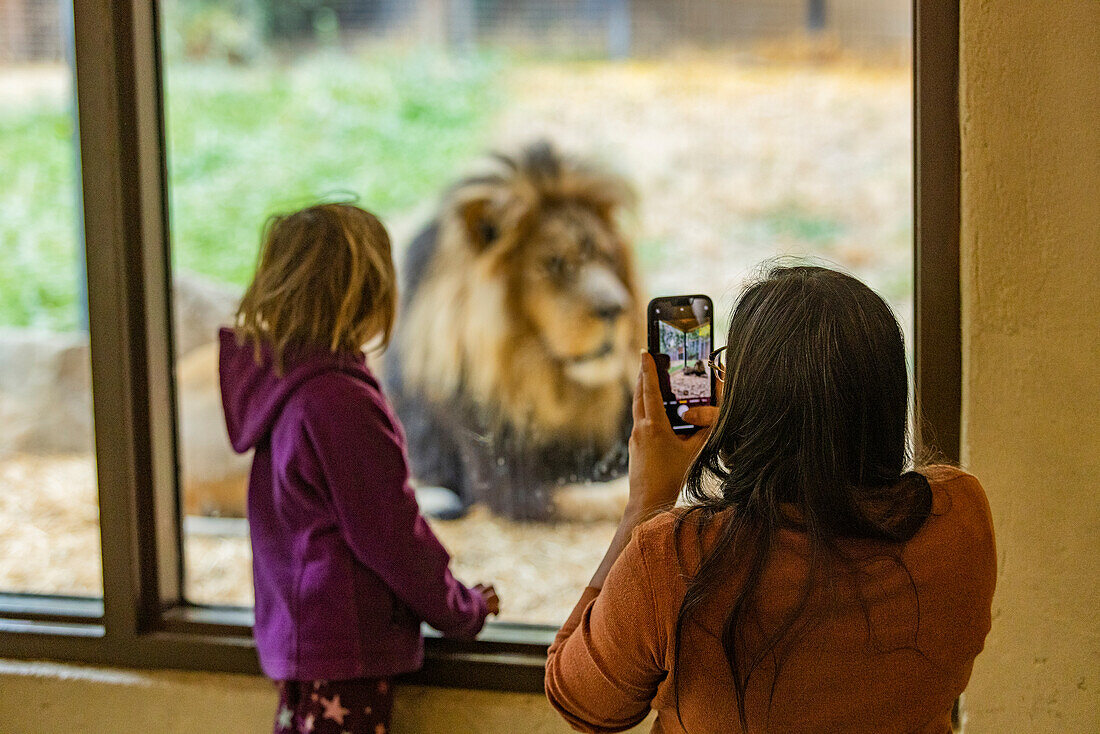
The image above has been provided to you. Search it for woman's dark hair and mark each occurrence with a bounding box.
[671,264,932,730]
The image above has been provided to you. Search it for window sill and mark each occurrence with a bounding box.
[0,595,551,693]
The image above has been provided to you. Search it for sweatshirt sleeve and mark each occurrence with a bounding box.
[299,377,488,639]
[545,526,665,733]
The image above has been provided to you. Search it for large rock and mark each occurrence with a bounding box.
[173,271,239,359]
[0,329,95,456]
[0,273,242,494]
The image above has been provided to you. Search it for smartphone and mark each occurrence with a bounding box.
[646,295,716,434]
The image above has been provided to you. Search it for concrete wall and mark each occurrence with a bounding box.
[958,1,1100,731]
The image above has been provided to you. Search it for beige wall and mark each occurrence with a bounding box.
[959,1,1100,731]
[0,660,651,734]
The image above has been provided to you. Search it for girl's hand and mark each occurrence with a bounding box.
[474,583,500,616]
[627,352,719,517]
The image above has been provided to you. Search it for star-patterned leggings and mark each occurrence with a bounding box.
[274,677,394,734]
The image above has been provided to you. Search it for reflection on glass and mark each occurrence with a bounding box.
[0,1,102,597]
[165,0,912,625]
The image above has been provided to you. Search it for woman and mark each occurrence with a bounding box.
[545,265,996,733]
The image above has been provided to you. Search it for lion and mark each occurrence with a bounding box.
[684,359,707,376]
[385,142,643,520]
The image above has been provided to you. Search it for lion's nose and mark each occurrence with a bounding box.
[579,263,631,323]
[593,301,624,321]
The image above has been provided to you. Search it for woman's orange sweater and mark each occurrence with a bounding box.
[546,466,996,733]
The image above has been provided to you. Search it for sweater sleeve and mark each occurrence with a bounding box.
[300,378,488,639]
[545,527,665,733]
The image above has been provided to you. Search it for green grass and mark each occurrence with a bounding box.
[755,203,845,245]
[166,49,502,287]
[0,107,84,330]
[634,236,669,270]
[0,48,502,330]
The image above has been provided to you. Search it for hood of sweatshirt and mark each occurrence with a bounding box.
[218,327,368,453]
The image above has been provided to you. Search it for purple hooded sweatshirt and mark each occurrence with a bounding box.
[218,328,488,681]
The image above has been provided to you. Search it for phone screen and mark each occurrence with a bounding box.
[647,295,715,434]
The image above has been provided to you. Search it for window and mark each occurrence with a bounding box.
[0,0,959,691]
[0,0,101,600]
[165,0,916,627]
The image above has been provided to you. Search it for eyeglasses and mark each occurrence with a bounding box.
[708,346,727,382]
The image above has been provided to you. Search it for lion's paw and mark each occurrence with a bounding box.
[553,475,630,523]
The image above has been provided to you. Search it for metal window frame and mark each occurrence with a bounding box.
[0,0,960,694]
[913,0,962,464]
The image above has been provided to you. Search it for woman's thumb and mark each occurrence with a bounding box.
[682,406,719,426]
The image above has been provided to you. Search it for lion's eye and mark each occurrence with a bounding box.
[479,221,498,245]
[545,255,568,277]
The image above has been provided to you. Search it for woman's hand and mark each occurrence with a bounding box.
[626,351,719,518]
[587,352,718,590]
[474,583,500,616]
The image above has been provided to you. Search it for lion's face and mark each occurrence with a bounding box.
[512,203,638,387]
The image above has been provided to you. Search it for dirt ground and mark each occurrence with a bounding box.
[0,57,911,626]
[670,369,710,399]
[0,454,102,596]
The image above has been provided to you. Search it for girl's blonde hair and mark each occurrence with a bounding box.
[235,203,396,371]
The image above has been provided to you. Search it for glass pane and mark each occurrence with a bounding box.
[0,1,102,597]
[165,1,911,624]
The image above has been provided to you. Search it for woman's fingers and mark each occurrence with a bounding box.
[682,406,720,427]
[677,408,719,462]
[639,352,665,423]
[632,353,646,422]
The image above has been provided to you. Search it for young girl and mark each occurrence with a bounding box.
[219,203,499,734]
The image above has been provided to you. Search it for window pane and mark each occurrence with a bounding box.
[0,1,102,597]
[165,1,911,625]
